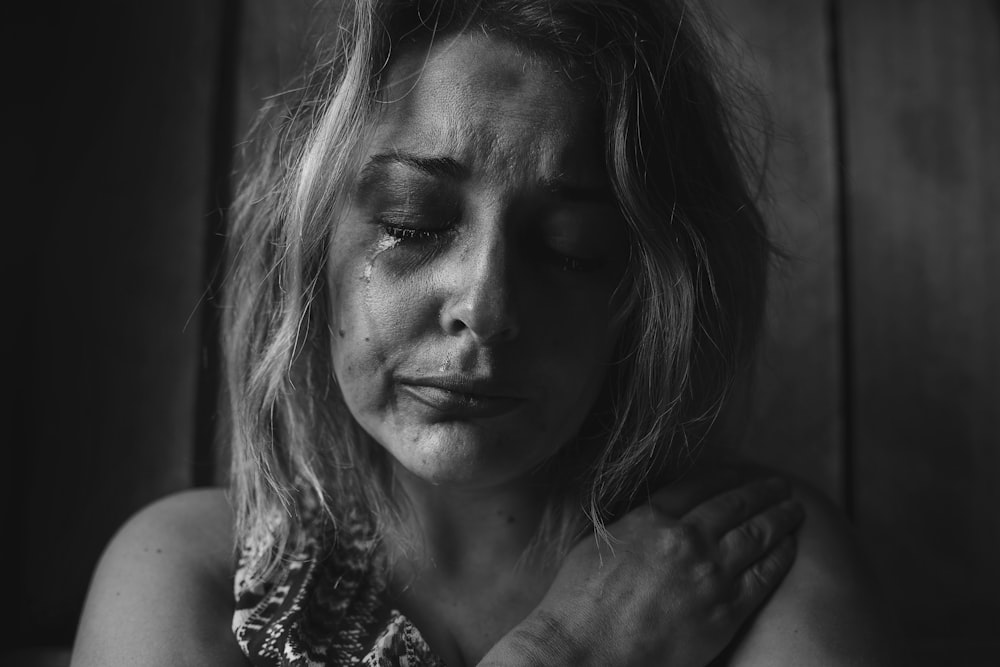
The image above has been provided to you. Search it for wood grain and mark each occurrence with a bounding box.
[715,0,843,502]
[14,1,226,646]
[234,1,346,170]
[839,0,1000,660]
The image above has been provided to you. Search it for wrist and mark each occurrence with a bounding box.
[479,609,591,667]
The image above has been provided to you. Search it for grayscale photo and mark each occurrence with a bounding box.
[9,1,998,665]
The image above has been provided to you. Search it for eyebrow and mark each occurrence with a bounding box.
[359,152,469,183]
[356,152,616,204]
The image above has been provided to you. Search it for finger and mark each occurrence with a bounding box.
[736,534,798,610]
[718,498,805,573]
[648,466,748,516]
[683,476,792,538]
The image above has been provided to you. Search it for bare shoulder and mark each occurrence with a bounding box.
[71,487,248,667]
[726,472,902,666]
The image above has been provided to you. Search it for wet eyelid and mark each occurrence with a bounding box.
[373,207,459,229]
[360,176,463,229]
[379,223,446,243]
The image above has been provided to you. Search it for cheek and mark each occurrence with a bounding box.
[328,246,384,402]
[327,245,435,403]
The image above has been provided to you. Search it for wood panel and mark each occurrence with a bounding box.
[234,1,345,169]
[840,0,1000,661]
[716,0,843,502]
[12,0,227,648]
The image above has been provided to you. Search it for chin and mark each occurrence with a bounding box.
[396,456,512,489]
[386,424,541,489]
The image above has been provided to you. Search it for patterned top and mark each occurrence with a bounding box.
[232,511,446,666]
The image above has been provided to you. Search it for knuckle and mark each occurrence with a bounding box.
[737,519,765,547]
[691,557,724,587]
[744,560,776,601]
[671,520,701,546]
[749,560,771,591]
[654,520,702,559]
[745,547,791,597]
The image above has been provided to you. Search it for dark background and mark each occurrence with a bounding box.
[9,1,999,665]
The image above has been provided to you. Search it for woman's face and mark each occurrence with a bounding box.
[328,32,627,490]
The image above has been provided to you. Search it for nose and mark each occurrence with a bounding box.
[440,233,520,344]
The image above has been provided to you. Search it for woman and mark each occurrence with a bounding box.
[72,0,894,665]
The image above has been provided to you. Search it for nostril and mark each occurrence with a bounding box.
[441,294,519,343]
[440,233,519,343]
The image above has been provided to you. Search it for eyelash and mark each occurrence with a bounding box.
[376,217,605,273]
[380,223,446,243]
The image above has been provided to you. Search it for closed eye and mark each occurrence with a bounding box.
[374,211,458,244]
[380,222,446,243]
[540,246,608,273]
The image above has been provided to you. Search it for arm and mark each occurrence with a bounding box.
[725,480,902,666]
[71,488,248,667]
[481,470,805,667]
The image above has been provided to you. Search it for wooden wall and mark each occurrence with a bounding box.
[11,0,231,653]
[718,0,1000,662]
[12,1,998,664]
[843,2,1000,658]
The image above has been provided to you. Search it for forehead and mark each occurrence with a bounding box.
[369,32,602,182]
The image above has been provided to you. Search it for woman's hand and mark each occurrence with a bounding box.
[480,469,804,667]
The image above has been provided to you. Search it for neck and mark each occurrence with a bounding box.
[386,464,553,584]
[381,464,567,667]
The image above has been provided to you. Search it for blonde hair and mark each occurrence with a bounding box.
[224,0,771,580]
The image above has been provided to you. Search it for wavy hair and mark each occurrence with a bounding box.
[224,0,772,580]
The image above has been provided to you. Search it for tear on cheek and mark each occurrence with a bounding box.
[363,235,401,282]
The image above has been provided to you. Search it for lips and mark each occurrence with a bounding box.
[397,376,525,418]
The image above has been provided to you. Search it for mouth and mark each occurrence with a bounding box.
[397,377,526,418]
